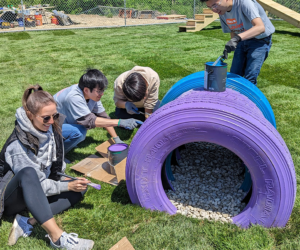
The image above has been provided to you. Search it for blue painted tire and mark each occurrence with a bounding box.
[160,71,276,128]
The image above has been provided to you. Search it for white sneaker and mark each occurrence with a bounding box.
[8,214,33,245]
[46,231,94,250]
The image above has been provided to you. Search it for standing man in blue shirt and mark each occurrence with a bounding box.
[201,0,275,85]
[54,69,142,155]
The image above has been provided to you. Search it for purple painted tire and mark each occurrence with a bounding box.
[126,88,296,228]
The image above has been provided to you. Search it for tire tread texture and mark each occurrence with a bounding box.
[160,71,276,128]
[126,88,295,228]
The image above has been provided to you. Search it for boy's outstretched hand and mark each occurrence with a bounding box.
[118,119,143,130]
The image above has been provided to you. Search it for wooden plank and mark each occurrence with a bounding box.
[195,14,214,20]
[257,0,300,28]
[179,11,218,33]
[195,14,205,21]
[194,13,218,31]
[186,20,196,26]
[203,8,214,14]
[166,15,186,19]
[195,14,214,17]
[157,14,186,20]
[189,19,205,23]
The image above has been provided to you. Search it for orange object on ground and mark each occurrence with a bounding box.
[35,14,43,26]
[51,16,59,25]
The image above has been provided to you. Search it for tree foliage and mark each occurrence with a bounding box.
[1,0,299,17]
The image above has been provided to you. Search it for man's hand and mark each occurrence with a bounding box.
[125,102,139,115]
[224,34,242,54]
[118,119,143,130]
[68,177,90,192]
[222,49,228,60]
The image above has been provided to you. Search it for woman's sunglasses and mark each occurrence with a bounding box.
[36,113,60,123]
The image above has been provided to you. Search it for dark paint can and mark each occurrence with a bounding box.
[107,143,129,175]
[204,61,227,92]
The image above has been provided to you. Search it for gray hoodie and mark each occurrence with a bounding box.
[5,107,68,196]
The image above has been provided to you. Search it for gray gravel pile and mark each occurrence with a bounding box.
[166,142,247,223]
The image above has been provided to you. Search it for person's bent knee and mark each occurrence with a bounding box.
[72,188,87,206]
[17,167,39,183]
[74,126,87,143]
[68,190,86,207]
[66,126,87,145]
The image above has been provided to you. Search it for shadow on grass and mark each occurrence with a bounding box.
[53,30,76,36]
[108,111,137,141]
[65,136,107,161]
[2,32,31,40]
[201,25,222,31]
[80,135,104,146]
[275,29,300,37]
[111,180,132,205]
[66,151,100,163]
[1,207,33,222]
[74,202,94,210]
[1,215,15,227]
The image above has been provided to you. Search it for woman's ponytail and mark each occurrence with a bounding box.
[22,84,61,135]
[22,84,43,118]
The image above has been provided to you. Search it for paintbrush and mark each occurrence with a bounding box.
[212,55,223,66]
[132,109,150,116]
[57,172,101,190]
[131,107,149,116]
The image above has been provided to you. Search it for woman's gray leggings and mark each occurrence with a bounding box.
[4,167,85,225]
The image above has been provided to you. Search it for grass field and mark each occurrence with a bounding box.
[0,21,300,249]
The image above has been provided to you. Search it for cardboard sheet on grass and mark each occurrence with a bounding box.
[70,138,126,186]
[109,237,135,250]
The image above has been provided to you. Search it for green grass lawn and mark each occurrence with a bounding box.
[0,21,300,249]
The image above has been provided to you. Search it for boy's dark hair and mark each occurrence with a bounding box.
[122,73,147,102]
[78,69,108,92]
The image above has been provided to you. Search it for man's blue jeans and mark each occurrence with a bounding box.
[62,124,87,154]
[230,35,272,85]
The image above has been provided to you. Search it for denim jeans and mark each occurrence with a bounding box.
[230,35,272,85]
[62,124,87,154]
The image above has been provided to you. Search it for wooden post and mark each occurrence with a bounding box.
[124,0,126,26]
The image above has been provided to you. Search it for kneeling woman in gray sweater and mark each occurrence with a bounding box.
[1,85,94,249]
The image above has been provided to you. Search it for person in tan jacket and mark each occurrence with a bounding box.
[113,66,161,121]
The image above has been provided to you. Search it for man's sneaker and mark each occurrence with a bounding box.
[46,231,94,250]
[8,214,33,245]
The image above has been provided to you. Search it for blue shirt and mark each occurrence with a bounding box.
[54,84,105,125]
[220,0,275,39]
